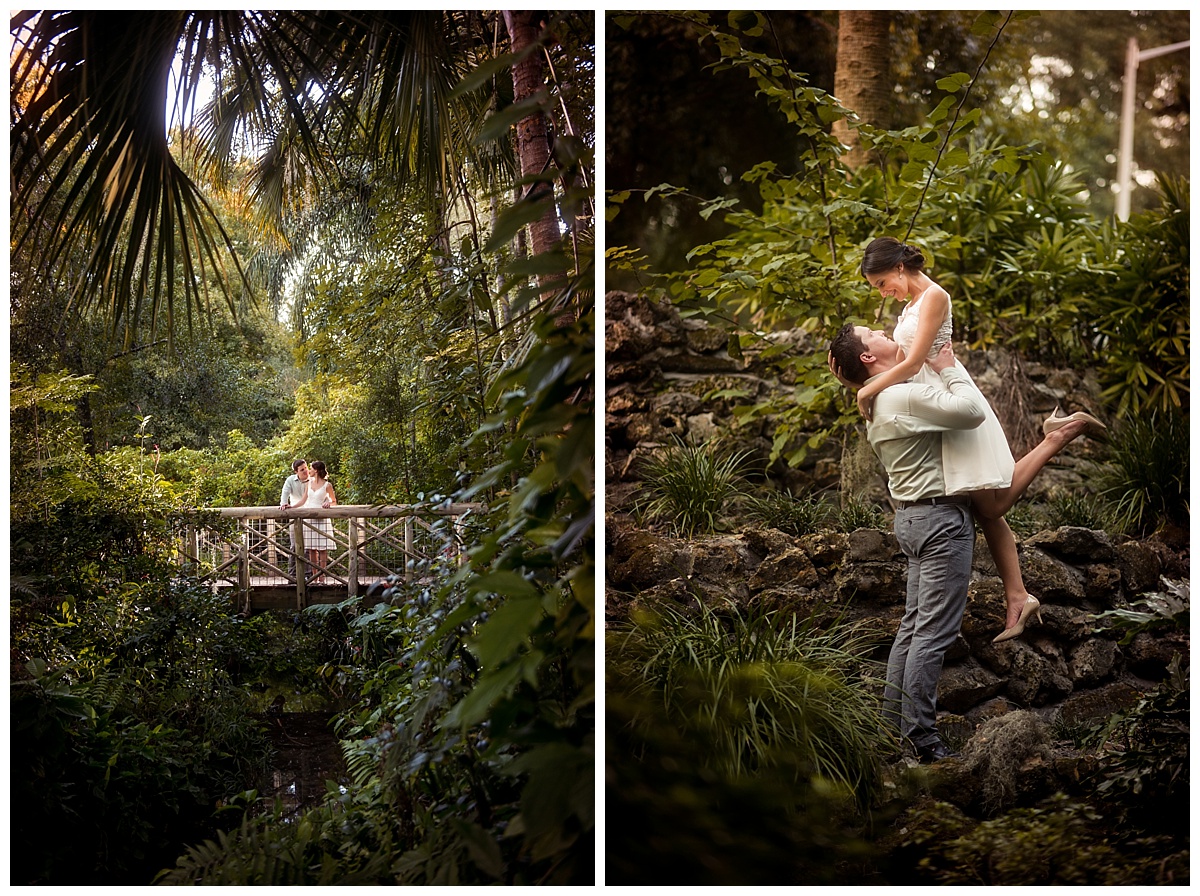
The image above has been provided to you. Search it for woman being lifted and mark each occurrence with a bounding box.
[840,237,1104,642]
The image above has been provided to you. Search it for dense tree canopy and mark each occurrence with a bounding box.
[606,10,1188,281]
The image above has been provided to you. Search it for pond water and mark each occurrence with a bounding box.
[258,712,349,816]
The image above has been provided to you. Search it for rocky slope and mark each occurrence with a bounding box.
[605,289,1190,811]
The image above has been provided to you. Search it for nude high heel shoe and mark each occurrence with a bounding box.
[992,595,1043,643]
[1043,406,1107,437]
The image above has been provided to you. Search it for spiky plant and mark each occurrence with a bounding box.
[1042,489,1128,534]
[1098,410,1189,536]
[835,493,888,532]
[639,438,749,537]
[742,489,835,536]
[610,597,893,805]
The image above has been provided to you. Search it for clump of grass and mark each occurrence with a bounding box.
[743,489,835,536]
[610,597,893,806]
[1001,503,1045,537]
[1041,490,1127,534]
[835,493,888,532]
[1098,410,1189,536]
[639,438,750,537]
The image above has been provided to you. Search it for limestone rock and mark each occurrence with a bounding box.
[748,546,819,592]
[999,641,1073,706]
[846,527,903,563]
[1019,549,1087,605]
[1114,540,1164,595]
[1068,637,1121,687]
[939,658,1005,713]
[799,531,849,570]
[690,535,755,583]
[1025,526,1116,563]
[608,526,693,590]
[835,561,906,604]
[1126,630,1189,681]
[1083,563,1124,605]
[1056,681,1145,728]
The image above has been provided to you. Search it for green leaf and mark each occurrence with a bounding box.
[469,570,540,600]
[444,662,523,730]
[450,819,505,878]
[484,196,557,254]
[936,72,972,93]
[478,91,551,144]
[470,594,545,669]
[971,11,1004,36]
[451,52,514,99]
[508,743,594,861]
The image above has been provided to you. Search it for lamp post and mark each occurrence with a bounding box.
[1115,36,1190,221]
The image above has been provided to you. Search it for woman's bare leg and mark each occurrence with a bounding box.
[970,419,1088,520]
[978,515,1031,629]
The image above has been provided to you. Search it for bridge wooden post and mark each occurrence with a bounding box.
[404,516,414,583]
[266,519,278,574]
[238,522,251,614]
[347,517,360,599]
[181,525,199,572]
[293,518,307,610]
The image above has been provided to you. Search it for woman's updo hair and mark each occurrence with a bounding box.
[861,236,926,277]
[310,460,328,478]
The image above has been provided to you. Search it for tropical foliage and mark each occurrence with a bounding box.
[607,12,1188,539]
[607,598,888,885]
[605,11,1189,888]
[638,438,750,536]
[11,9,593,886]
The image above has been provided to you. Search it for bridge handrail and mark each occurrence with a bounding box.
[181,502,488,612]
[212,502,488,520]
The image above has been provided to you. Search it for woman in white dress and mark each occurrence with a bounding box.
[300,460,337,583]
[838,237,1104,641]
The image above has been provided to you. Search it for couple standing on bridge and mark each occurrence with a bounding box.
[279,458,338,583]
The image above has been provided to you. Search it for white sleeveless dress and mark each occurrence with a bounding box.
[302,480,335,550]
[893,287,1014,494]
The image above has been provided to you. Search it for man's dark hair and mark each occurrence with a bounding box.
[292,458,308,472]
[830,324,870,386]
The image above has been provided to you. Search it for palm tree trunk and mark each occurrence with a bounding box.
[832,11,894,171]
[502,11,567,309]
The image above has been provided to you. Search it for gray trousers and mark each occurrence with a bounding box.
[883,503,974,750]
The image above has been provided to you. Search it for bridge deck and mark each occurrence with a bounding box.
[183,502,484,613]
[212,576,401,612]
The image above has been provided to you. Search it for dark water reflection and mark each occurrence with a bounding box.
[259,712,349,816]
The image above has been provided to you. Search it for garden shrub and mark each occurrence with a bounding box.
[639,437,749,536]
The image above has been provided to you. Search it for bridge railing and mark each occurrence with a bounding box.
[178,503,487,611]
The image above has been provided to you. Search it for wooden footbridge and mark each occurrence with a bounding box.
[178,503,486,613]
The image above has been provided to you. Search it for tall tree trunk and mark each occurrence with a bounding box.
[502,11,569,314]
[832,11,893,171]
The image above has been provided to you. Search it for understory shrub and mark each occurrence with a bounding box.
[743,489,835,536]
[639,438,749,536]
[10,578,271,885]
[609,598,892,801]
[605,597,894,884]
[896,794,1187,885]
[605,685,879,886]
[1097,409,1189,536]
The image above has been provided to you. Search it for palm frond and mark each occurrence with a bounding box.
[11,10,519,342]
[11,11,248,344]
